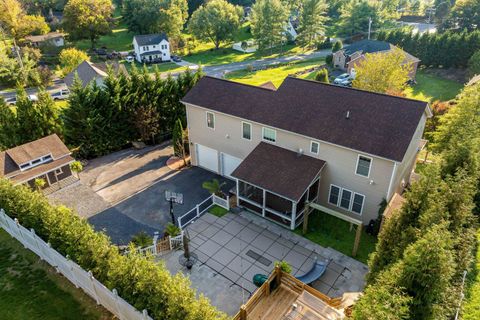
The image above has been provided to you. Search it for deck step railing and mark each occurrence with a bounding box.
[177,194,230,229]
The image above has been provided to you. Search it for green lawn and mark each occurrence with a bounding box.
[225,57,325,87]
[208,205,229,218]
[294,210,377,264]
[404,69,463,102]
[0,229,112,320]
[122,61,188,74]
[462,231,480,319]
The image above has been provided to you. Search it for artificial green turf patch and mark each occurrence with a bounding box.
[208,205,229,218]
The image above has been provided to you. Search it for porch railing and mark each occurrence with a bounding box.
[177,194,230,229]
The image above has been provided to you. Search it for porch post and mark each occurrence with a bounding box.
[303,205,310,235]
[290,202,297,230]
[352,223,363,257]
[236,179,240,207]
[262,189,266,217]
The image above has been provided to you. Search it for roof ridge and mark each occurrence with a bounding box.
[284,76,428,105]
[202,75,278,92]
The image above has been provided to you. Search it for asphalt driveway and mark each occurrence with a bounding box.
[77,144,234,244]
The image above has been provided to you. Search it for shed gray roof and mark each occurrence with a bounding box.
[182,76,429,162]
[344,40,391,55]
[64,61,128,88]
[134,34,168,46]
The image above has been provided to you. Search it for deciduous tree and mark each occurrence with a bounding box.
[339,0,383,36]
[59,48,89,75]
[188,0,243,49]
[63,0,113,48]
[250,0,289,51]
[352,48,411,94]
[296,0,328,48]
[444,0,480,32]
[0,0,49,39]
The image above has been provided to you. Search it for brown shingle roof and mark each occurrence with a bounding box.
[182,76,428,162]
[0,134,70,178]
[10,156,74,184]
[25,32,64,42]
[231,142,326,201]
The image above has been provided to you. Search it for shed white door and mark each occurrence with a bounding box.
[221,153,242,178]
[196,144,219,173]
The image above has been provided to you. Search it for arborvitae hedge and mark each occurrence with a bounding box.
[0,179,227,320]
[376,29,480,68]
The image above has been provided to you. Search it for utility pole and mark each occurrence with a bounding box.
[368,17,372,40]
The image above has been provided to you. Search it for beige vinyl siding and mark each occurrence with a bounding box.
[185,103,398,223]
[390,113,427,196]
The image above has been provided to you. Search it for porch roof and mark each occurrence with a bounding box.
[232,142,326,201]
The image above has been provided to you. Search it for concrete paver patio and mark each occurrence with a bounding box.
[163,210,368,315]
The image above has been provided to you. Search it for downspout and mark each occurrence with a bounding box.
[386,162,398,201]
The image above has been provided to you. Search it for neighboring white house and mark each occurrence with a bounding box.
[133,34,171,63]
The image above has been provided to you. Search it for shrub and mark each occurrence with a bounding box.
[315,68,329,83]
[316,37,332,50]
[130,231,153,248]
[468,50,480,78]
[332,40,343,52]
[0,179,227,320]
[274,260,292,274]
[165,222,181,237]
[325,54,333,66]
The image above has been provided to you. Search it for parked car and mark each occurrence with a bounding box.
[125,56,134,63]
[171,55,182,62]
[28,94,38,102]
[94,48,107,56]
[333,73,353,86]
[5,97,16,105]
[51,89,70,100]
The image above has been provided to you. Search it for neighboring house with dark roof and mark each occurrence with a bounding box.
[133,34,170,63]
[181,76,431,228]
[64,60,128,88]
[0,134,76,191]
[25,32,65,47]
[333,39,420,79]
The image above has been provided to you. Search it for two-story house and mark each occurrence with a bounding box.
[333,39,420,80]
[181,76,431,230]
[0,134,76,191]
[133,34,171,63]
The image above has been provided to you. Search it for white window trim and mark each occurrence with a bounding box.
[351,192,365,215]
[339,188,353,210]
[262,127,276,143]
[328,184,341,206]
[19,153,53,171]
[206,111,215,130]
[310,141,320,155]
[355,154,372,178]
[241,121,252,140]
[55,167,63,175]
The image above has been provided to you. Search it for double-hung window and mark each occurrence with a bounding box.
[262,127,276,143]
[352,193,365,214]
[328,185,340,205]
[310,141,319,154]
[329,185,365,215]
[242,122,251,140]
[356,155,372,177]
[206,112,215,129]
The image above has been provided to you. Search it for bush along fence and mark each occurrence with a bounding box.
[0,209,152,320]
[0,179,228,320]
[178,194,230,229]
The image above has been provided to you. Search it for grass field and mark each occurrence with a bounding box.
[404,69,463,102]
[123,61,188,74]
[225,58,324,87]
[294,211,377,264]
[0,229,112,320]
[463,231,480,319]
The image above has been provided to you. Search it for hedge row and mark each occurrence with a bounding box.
[0,179,227,320]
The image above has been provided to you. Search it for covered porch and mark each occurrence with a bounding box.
[231,142,326,230]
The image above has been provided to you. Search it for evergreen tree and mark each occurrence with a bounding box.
[250,0,289,51]
[296,0,328,48]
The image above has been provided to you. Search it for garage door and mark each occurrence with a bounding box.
[221,153,242,178]
[196,144,219,173]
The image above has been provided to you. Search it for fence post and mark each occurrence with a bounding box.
[88,271,100,305]
[31,228,44,259]
[153,232,159,255]
[112,289,124,320]
[15,218,29,248]
[142,309,149,320]
[196,204,200,217]
[226,195,230,210]
[67,256,79,288]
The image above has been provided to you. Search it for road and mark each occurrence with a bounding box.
[202,48,332,77]
[0,78,66,100]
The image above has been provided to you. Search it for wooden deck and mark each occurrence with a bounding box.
[234,267,345,320]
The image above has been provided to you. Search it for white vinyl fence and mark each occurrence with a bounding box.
[0,209,153,320]
[177,194,230,229]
